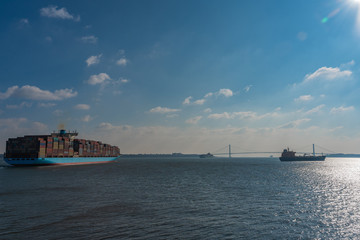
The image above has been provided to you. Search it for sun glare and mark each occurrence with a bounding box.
[345,0,360,34]
[349,0,360,6]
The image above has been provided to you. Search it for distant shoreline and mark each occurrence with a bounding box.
[120,153,360,158]
[326,154,360,158]
[120,154,199,158]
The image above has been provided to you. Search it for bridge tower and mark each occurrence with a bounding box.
[229,144,231,158]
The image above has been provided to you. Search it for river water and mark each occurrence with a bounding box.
[1,157,360,239]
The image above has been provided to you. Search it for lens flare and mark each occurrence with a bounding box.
[321,8,340,23]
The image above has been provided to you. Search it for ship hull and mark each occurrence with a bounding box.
[279,156,326,161]
[4,157,119,166]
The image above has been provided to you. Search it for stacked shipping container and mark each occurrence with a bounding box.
[5,131,120,159]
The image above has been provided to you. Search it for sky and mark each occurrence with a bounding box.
[1,0,360,155]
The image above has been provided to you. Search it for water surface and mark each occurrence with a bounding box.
[1,157,360,239]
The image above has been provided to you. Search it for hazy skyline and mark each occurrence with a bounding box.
[1,0,360,154]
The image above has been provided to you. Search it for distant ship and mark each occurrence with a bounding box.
[4,129,120,166]
[279,144,325,161]
[199,153,214,158]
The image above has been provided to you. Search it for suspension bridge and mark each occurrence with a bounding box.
[207,144,337,158]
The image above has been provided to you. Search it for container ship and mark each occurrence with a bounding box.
[4,130,120,166]
[279,144,326,161]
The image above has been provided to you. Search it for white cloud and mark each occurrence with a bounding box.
[186,116,202,124]
[110,78,130,86]
[20,18,29,24]
[329,126,344,132]
[295,95,313,102]
[194,99,206,105]
[149,106,181,114]
[82,115,92,122]
[330,106,354,114]
[116,57,128,66]
[305,104,325,115]
[279,118,311,129]
[81,35,98,44]
[40,6,79,21]
[304,66,352,83]
[182,96,206,105]
[183,96,206,105]
[98,122,113,129]
[233,111,259,120]
[54,88,78,100]
[217,89,233,97]
[0,86,18,99]
[340,60,355,69]
[183,96,192,105]
[0,118,27,128]
[183,88,234,106]
[74,104,90,110]
[208,110,278,121]
[86,54,102,67]
[204,92,213,98]
[87,73,111,85]
[204,108,212,113]
[244,85,252,92]
[208,112,232,119]
[0,85,77,101]
[38,103,56,108]
[6,102,32,109]
[19,18,29,27]
[98,122,132,131]
[32,121,48,131]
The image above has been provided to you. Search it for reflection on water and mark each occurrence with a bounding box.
[1,157,360,239]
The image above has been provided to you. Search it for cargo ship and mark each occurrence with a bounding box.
[279,144,325,161]
[4,130,120,166]
[199,153,214,158]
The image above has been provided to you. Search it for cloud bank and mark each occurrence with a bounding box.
[149,106,181,114]
[0,85,77,101]
[183,88,234,106]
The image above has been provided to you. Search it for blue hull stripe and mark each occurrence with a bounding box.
[4,157,119,166]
